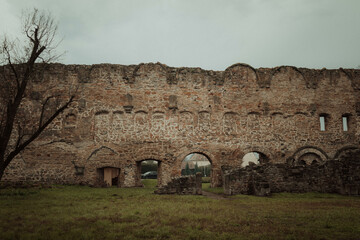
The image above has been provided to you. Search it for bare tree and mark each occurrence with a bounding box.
[0,9,75,181]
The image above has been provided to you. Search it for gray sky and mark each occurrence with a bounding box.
[1,0,360,70]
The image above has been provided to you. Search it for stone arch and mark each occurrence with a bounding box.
[333,145,360,160]
[272,66,304,80]
[223,63,258,88]
[86,146,119,163]
[177,149,214,167]
[224,63,258,80]
[177,148,221,187]
[292,146,328,165]
[127,144,169,186]
[86,146,120,186]
[271,66,307,91]
[240,149,271,167]
[135,63,168,87]
[132,152,167,164]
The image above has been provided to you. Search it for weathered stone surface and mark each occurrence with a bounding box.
[223,150,360,196]
[155,173,202,195]
[0,62,359,188]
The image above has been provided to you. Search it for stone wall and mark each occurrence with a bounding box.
[223,150,360,196]
[1,62,359,187]
[155,173,202,195]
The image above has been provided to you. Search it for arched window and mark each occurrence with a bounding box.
[181,153,211,177]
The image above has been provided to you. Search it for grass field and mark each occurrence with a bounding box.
[0,180,359,240]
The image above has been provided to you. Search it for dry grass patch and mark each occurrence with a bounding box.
[0,180,359,239]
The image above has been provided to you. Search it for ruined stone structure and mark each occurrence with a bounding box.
[155,172,202,195]
[223,150,360,196]
[1,62,360,188]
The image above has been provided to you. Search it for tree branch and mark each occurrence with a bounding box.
[15,123,23,149]
[2,40,20,89]
[0,8,70,179]
[39,96,53,128]
[5,95,74,166]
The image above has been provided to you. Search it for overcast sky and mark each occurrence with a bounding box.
[1,0,360,70]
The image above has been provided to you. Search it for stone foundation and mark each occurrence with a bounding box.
[223,150,360,196]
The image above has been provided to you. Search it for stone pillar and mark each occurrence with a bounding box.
[211,168,223,187]
[158,162,172,186]
[195,172,202,195]
[123,164,137,187]
[223,174,231,195]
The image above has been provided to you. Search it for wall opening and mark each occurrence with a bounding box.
[319,114,329,131]
[342,115,349,131]
[136,160,161,187]
[181,153,211,184]
[241,152,269,167]
[97,167,120,187]
[319,116,325,131]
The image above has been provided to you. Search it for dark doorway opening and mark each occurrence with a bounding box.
[136,160,161,187]
[97,167,120,187]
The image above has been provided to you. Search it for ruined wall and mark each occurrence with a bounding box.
[155,172,202,195]
[223,150,360,196]
[1,62,360,187]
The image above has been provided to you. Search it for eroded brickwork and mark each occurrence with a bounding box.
[155,173,202,195]
[1,63,360,187]
[223,150,360,196]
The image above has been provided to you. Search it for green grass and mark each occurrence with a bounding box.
[1,180,359,240]
[202,177,211,183]
[202,182,224,194]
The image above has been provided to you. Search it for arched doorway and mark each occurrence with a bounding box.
[136,159,162,187]
[241,152,269,167]
[181,153,212,185]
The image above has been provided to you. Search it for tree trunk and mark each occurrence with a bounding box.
[0,163,5,183]
[0,156,12,182]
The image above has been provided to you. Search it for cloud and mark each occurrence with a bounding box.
[1,0,360,70]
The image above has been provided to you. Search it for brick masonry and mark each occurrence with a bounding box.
[155,172,202,195]
[223,149,360,196]
[1,62,360,188]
